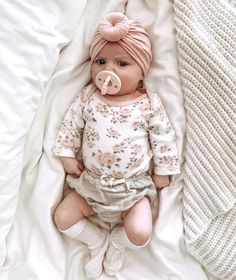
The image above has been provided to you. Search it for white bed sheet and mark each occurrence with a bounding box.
[0,0,88,267]
[0,0,214,279]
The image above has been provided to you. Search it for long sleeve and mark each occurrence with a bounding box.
[53,94,85,158]
[148,94,180,175]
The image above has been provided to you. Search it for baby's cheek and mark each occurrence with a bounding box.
[91,71,98,84]
[120,76,131,87]
[91,65,99,79]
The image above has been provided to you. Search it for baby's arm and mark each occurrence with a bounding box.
[53,93,85,175]
[148,94,180,188]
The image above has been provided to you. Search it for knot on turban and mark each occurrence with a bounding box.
[90,12,152,76]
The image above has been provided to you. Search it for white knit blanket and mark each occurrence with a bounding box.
[174,1,236,279]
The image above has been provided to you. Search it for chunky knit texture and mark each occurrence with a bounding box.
[174,1,236,279]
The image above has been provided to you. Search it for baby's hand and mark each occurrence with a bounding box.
[152,174,170,189]
[60,157,84,177]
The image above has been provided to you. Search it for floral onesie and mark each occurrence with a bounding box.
[53,83,180,221]
[54,83,180,178]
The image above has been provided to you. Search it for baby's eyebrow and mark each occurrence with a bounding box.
[113,55,131,60]
[94,56,105,59]
[94,54,132,61]
[94,56,105,60]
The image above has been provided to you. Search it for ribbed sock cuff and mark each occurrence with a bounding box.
[59,219,85,238]
[112,226,151,250]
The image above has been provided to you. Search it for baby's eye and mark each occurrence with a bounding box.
[95,59,105,65]
[117,61,128,67]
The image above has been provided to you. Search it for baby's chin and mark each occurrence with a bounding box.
[103,90,144,101]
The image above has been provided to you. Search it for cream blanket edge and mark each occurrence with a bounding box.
[174,1,236,279]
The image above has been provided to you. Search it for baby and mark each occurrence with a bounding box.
[53,12,180,279]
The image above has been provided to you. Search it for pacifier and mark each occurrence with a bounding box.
[95,70,121,95]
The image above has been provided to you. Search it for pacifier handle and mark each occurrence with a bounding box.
[95,70,121,95]
[101,76,112,95]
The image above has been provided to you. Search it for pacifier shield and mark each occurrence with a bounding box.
[95,70,121,95]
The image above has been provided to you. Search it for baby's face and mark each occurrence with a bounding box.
[91,42,143,96]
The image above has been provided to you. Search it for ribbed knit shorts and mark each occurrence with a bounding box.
[66,170,157,223]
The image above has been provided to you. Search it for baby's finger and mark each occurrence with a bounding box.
[77,161,85,171]
[74,167,82,177]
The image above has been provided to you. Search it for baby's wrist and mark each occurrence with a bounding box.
[152,174,170,188]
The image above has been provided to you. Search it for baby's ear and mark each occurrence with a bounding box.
[139,72,144,79]
[138,80,143,88]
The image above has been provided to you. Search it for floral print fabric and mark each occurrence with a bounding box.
[54,84,180,178]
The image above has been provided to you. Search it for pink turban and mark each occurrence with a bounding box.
[90,12,152,76]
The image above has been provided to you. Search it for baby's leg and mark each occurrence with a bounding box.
[54,189,94,230]
[104,197,152,276]
[123,196,153,245]
[54,190,109,279]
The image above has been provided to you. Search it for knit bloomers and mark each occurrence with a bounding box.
[66,170,157,223]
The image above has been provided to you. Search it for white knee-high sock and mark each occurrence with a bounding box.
[104,226,150,276]
[59,218,109,279]
[60,219,105,252]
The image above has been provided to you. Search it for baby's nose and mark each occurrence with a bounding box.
[104,61,115,71]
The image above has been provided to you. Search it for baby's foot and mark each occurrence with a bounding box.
[103,238,125,276]
[85,230,109,279]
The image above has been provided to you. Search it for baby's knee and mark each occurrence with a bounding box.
[54,205,72,230]
[127,226,152,246]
